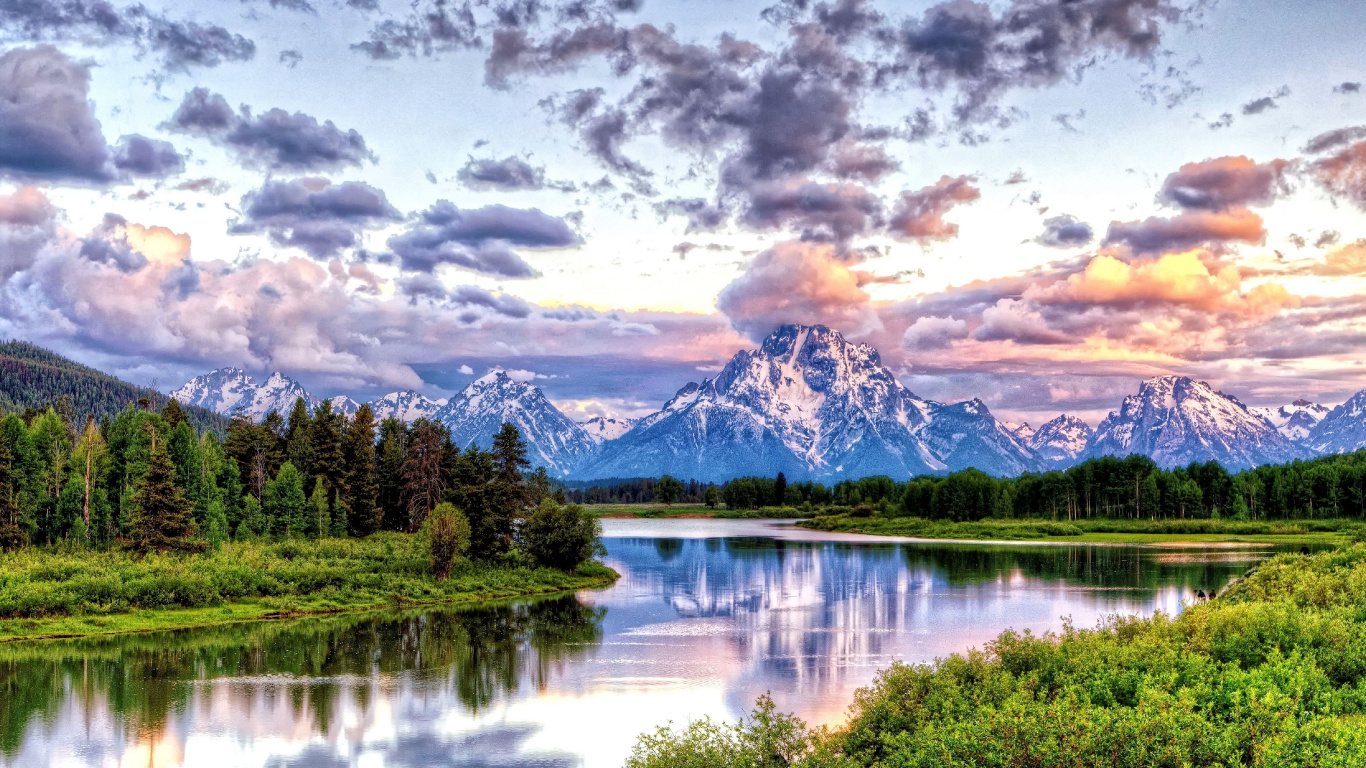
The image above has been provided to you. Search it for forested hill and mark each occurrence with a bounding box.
[0,341,229,433]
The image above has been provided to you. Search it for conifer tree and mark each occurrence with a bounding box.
[160,398,187,430]
[309,400,346,511]
[284,398,314,480]
[127,427,202,553]
[402,419,447,530]
[345,404,379,536]
[376,417,407,531]
[264,462,308,537]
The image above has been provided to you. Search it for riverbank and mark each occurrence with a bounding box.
[588,503,815,519]
[0,533,618,642]
[628,544,1366,766]
[798,513,1358,545]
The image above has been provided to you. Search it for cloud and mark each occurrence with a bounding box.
[740,177,883,244]
[0,46,112,182]
[167,88,375,172]
[111,135,185,177]
[352,1,481,59]
[385,201,579,277]
[716,240,882,340]
[1035,214,1094,248]
[1306,240,1366,276]
[1336,82,1362,94]
[901,315,968,350]
[1157,156,1289,210]
[456,155,572,191]
[0,2,255,71]
[1104,208,1266,253]
[887,175,980,242]
[1240,85,1290,115]
[1304,128,1366,210]
[974,298,1072,344]
[230,178,402,258]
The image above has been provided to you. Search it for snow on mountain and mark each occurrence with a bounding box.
[1306,390,1366,454]
[1086,376,1302,470]
[170,368,318,421]
[434,371,596,475]
[576,324,1036,482]
[371,390,446,422]
[1252,400,1331,442]
[1028,415,1094,468]
[1004,421,1035,443]
[329,396,360,416]
[581,416,636,443]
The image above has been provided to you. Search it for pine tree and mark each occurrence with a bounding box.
[308,477,330,538]
[309,400,346,512]
[773,472,787,507]
[264,462,308,537]
[402,420,447,530]
[284,397,314,481]
[127,427,203,553]
[345,404,379,536]
[160,398,187,430]
[0,440,27,551]
[376,417,407,532]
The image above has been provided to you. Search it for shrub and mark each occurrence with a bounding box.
[523,499,601,571]
[427,503,471,580]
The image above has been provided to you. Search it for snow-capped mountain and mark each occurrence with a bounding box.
[1028,415,1094,468]
[329,396,360,416]
[1086,376,1302,470]
[1306,390,1366,454]
[170,368,318,421]
[371,390,446,422]
[1004,421,1036,443]
[575,324,1036,482]
[434,371,596,475]
[581,416,636,443]
[1252,400,1332,442]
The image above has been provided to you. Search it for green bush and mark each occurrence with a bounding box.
[523,499,602,571]
[426,502,471,580]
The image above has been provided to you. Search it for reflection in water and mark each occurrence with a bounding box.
[0,524,1284,768]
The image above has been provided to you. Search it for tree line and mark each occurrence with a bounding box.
[680,452,1366,521]
[0,396,599,571]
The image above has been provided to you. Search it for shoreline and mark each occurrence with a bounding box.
[0,566,619,644]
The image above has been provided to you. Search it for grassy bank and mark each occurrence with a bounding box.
[588,503,815,519]
[629,544,1366,767]
[799,513,1359,544]
[0,533,617,641]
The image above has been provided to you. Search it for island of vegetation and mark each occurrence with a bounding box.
[0,395,612,641]
[627,543,1366,767]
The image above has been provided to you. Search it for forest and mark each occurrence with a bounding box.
[706,451,1366,522]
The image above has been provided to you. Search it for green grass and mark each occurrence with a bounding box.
[587,503,816,519]
[799,514,1361,544]
[627,545,1366,767]
[0,533,617,641]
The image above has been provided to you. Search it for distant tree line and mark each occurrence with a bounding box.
[564,477,714,505]
[0,396,599,571]
[664,453,1366,521]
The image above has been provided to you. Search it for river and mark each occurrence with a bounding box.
[0,519,1296,767]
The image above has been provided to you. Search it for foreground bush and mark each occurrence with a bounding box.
[629,545,1366,767]
[427,503,471,580]
[0,533,613,630]
[524,499,601,571]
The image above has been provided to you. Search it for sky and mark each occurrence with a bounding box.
[1,0,1365,425]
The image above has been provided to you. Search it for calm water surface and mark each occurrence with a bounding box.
[1,520,1297,768]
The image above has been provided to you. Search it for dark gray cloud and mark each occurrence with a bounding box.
[1336,82,1362,94]
[167,88,374,172]
[1103,208,1265,253]
[653,197,729,232]
[1240,85,1290,116]
[279,49,303,68]
[111,134,184,177]
[0,46,112,182]
[1157,156,1289,211]
[0,1,255,71]
[231,178,401,257]
[1305,126,1366,210]
[1035,214,1094,248]
[78,214,147,272]
[352,0,481,59]
[386,200,579,277]
[741,177,882,243]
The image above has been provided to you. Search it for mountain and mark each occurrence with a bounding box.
[581,416,636,443]
[434,371,596,475]
[1028,415,1094,468]
[370,390,446,422]
[329,395,361,416]
[170,368,319,421]
[1004,421,1035,443]
[575,324,1036,482]
[1086,376,1302,470]
[1253,400,1332,442]
[0,341,229,432]
[1306,391,1366,454]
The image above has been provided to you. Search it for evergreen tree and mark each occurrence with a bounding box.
[284,397,314,481]
[28,408,71,544]
[450,445,501,559]
[237,494,266,538]
[218,458,246,535]
[773,472,787,507]
[0,440,26,551]
[263,462,308,537]
[308,477,330,538]
[376,417,407,531]
[160,398,187,430]
[344,404,379,536]
[127,428,202,553]
[309,400,347,512]
[402,420,447,530]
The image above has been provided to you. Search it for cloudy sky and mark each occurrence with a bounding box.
[2,0,1365,424]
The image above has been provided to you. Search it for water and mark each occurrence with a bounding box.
[0,520,1297,767]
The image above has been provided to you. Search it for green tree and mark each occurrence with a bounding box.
[126,428,202,553]
[159,398,187,430]
[703,485,720,509]
[376,417,407,531]
[657,475,683,506]
[402,420,447,530]
[426,502,471,579]
[344,404,379,536]
[523,498,601,571]
[308,477,330,538]
[0,440,27,551]
[284,397,314,481]
[773,472,787,507]
[310,400,347,511]
[237,494,266,538]
[263,462,308,537]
